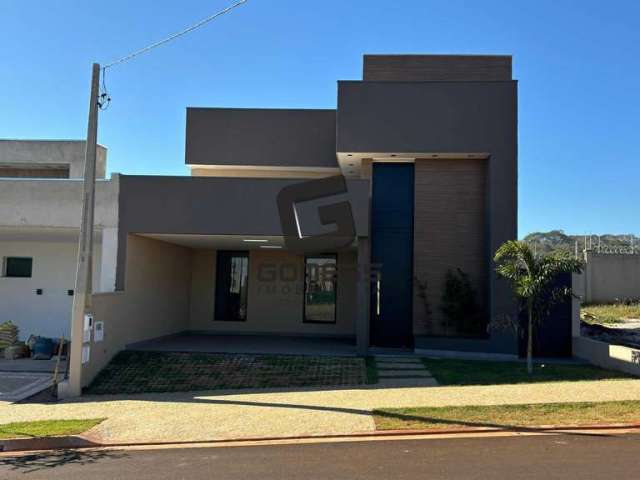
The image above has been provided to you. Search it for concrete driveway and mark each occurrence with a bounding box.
[0,372,54,403]
[0,358,59,402]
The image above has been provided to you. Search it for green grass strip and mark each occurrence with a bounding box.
[422,358,634,386]
[374,400,640,431]
[0,418,105,439]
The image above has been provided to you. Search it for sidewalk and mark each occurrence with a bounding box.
[2,378,640,444]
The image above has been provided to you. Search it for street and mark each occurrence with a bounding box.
[2,433,639,479]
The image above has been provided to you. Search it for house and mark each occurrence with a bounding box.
[70,54,518,390]
[0,140,118,340]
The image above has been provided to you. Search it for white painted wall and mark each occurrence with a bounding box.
[0,238,102,340]
[0,141,118,342]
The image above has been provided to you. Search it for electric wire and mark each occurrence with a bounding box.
[98,0,248,110]
[103,0,248,69]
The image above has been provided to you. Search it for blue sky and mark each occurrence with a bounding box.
[1,0,638,238]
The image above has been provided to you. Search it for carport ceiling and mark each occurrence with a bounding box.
[139,234,285,250]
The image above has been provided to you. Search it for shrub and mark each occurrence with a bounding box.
[440,269,483,335]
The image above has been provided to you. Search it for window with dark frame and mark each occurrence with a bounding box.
[3,257,33,278]
[214,251,249,321]
[304,255,337,323]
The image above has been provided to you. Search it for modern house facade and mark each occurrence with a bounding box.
[72,54,518,389]
[0,140,118,340]
[0,55,518,392]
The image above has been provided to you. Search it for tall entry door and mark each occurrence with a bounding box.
[370,163,414,348]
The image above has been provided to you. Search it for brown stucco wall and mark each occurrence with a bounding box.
[82,235,192,386]
[189,249,357,336]
[413,158,488,336]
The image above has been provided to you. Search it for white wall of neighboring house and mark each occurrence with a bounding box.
[0,139,119,341]
[0,236,103,340]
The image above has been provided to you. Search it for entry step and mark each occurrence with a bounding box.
[377,378,439,387]
[378,370,433,378]
[376,362,424,369]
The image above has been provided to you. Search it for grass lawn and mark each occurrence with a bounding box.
[0,419,104,439]
[422,358,635,386]
[87,351,368,395]
[581,302,640,325]
[373,401,640,431]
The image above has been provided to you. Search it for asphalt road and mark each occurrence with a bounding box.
[2,433,639,479]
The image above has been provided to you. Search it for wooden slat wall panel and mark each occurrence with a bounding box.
[413,158,488,336]
[364,55,512,82]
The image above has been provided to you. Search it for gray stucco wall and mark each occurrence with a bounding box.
[185,108,338,169]
[0,178,118,229]
[337,80,518,354]
[578,252,640,303]
[0,140,107,179]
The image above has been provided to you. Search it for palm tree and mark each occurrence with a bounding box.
[494,241,582,374]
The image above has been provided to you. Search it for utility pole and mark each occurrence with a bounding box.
[57,2,248,398]
[63,63,100,398]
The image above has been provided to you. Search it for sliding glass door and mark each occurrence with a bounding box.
[214,251,249,321]
[304,255,337,323]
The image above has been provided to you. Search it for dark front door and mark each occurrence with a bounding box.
[370,163,414,348]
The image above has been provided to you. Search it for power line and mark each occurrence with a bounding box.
[104,0,248,69]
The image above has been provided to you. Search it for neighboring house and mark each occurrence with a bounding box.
[0,140,118,340]
[77,54,518,388]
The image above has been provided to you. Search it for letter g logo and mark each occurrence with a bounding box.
[277,175,356,254]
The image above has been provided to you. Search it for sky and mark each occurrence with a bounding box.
[1,0,638,238]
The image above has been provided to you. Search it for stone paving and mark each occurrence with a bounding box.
[86,351,367,395]
[375,356,439,387]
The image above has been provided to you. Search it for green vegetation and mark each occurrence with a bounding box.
[373,401,640,431]
[0,419,104,439]
[440,268,485,336]
[494,240,582,373]
[582,302,640,325]
[365,356,379,384]
[522,230,639,256]
[422,358,634,386]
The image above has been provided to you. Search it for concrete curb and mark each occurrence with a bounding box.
[3,422,640,453]
[0,435,101,452]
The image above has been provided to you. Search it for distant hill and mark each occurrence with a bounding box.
[522,230,640,255]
